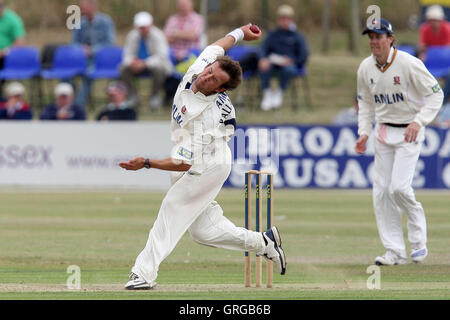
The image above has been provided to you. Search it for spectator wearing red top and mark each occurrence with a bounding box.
[418,5,450,61]
[0,82,32,120]
[163,0,204,105]
[164,0,204,63]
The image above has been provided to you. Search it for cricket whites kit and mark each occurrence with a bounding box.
[357,45,443,263]
[128,44,285,288]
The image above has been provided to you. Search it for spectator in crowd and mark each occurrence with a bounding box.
[0,82,32,120]
[96,81,136,121]
[120,11,172,111]
[163,0,204,104]
[164,0,204,63]
[40,83,86,121]
[0,0,26,100]
[258,4,309,111]
[419,0,450,24]
[417,4,450,61]
[332,96,359,126]
[72,0,116,108]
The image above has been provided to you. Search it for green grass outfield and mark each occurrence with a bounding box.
[0,188,449,300]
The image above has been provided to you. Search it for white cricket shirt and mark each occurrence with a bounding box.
[169,45,236,174]
[357,47,444,136]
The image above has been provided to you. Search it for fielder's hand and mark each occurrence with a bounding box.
[404,122,421,143]
[119,157,145,170]
[355,135,368,154]
[241,23,262,41]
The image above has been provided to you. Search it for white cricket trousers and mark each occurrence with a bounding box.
[373,123,427,258]
[132,147,265,283]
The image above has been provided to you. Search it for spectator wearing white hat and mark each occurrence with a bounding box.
[418,4,450,61]
[39,83,86,120]
[120,11,173,111]
[96,80,136,121]
[0,82,32,120]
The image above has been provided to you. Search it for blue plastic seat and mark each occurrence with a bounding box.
[396,45,416,56]
[41,45,87,80]
[226,45,260,78]
[425,46,450,78]
[0,47,41,79]
[87,46,123,79]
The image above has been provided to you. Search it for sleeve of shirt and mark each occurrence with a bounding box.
[122,31,136,67]
[145,29,171,72]
[11,11,26,40]
[295,33,309,67]
[92,15,116,55]
[217,93,236,141]
[170,121,203,167]
[191,14,204,37]
[74,106,87,121]
[261,32,273,58]
[409,57,444,127]
[356,63,375,136]
[418,24,427,47]
[184,45,225,80]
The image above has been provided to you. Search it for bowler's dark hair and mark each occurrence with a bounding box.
[215,56,242,91]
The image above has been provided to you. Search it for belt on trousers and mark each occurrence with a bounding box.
[382,123,409,128]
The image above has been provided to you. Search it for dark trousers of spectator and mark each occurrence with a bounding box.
[120,65,166,104]
[164,75,180,106]
[260,65,298,91]
[0,57,4,101]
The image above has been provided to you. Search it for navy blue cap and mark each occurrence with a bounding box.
[362,18,394,35]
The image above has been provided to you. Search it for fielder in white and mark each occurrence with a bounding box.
[355,18,443,266]
[119,24,286,289]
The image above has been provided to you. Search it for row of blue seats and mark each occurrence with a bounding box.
[396,45,450,78]
[0,44,307,83]
[0,44,265,82]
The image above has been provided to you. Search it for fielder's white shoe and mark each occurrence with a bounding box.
[375,250,407,266]
[261,226,286,275]
[124,272,157,290]
[411,246,428,263]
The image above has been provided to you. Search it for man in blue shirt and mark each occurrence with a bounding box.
[258,4,309,111]
[120,12,172,111]
[72,0,116,108]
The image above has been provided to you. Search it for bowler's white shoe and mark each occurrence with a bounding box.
[411,246,428,263]
[262,226,286,275]
[125,272,157,290]
[375,250,407,266]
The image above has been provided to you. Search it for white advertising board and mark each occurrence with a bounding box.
[0,122,172,189]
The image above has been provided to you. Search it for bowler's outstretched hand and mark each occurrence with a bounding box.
[119,157,145,171]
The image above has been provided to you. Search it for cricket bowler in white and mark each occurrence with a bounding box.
[355,18,443,266]
[119,24,286,289]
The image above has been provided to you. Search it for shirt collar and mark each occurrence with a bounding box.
[372,47,397,72]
